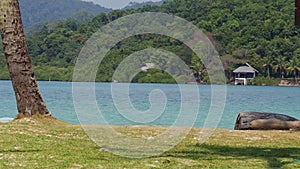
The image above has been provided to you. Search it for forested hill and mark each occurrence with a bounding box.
[19,0,111,29]
[123,0,168,10]
[0,0,299,84]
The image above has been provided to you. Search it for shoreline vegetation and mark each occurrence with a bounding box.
[0,117,299,168]
[1,78,299,87]
[250,77,300,87]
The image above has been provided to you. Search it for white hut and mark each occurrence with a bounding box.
[141,63,155,72]
[233,63,259,85]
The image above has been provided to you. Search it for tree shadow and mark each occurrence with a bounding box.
[0,149,41,153]
[164,144,300,168]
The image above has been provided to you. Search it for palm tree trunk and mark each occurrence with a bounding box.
[280,66,284,79]
[294,69,298,83]
[0,0,50,116]
[267,67,271,79]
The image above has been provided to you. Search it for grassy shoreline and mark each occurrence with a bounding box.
[0,117,299,168]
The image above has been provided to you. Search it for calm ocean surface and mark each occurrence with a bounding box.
[0,80,299,129]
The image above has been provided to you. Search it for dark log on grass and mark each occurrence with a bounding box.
[250,119,300,130]
[234,112,299,130]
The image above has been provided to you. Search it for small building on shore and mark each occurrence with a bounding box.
[233,63,258,85]
[141,63,155,72]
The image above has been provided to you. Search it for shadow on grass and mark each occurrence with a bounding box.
[0,149,41,153]
[164,144,300,168]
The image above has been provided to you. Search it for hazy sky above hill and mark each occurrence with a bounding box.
[81,0,161,9]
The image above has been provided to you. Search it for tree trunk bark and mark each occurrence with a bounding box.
[0,0,50,116]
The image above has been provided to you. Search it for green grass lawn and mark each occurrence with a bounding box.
[0,117,299,168]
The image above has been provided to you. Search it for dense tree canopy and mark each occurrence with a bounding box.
[0,0,299,84]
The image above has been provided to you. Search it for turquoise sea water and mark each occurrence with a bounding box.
[0,80,299,129]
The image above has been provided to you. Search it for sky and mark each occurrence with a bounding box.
[81,0,162,9]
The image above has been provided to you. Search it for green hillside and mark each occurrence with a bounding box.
[19,0,111,29]
[1,0,299,84]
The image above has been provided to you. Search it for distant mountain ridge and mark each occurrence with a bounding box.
[19,0,111,29]
[123,0,168,10]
